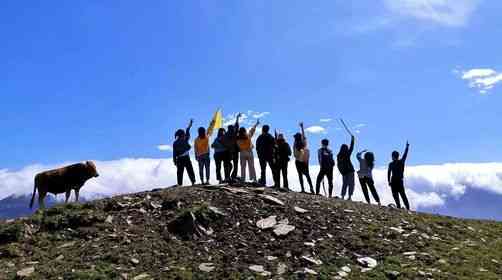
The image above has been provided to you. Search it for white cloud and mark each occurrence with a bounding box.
[252,112,270,119]
[157,145,173,151]
[384,0,479,27]
[2,159,502,219]
[319,118,332,123]
[222,111,269,128]
[305,126,327,134]
[458,68,502,94]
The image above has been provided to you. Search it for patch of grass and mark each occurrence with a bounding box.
[0,223,23,245]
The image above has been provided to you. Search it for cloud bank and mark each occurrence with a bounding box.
[2,159,502,219]
[305,126,327,134]
[458,68,502,94]
[384,0,480,27]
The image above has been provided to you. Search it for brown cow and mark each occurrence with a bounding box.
[29,161,99,209]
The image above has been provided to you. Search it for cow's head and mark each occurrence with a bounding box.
[86,161,99,178]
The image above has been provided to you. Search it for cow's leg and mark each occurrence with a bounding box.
[38,192,46,209]
[65,189,71,203]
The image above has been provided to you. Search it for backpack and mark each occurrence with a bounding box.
[320,148,335,168]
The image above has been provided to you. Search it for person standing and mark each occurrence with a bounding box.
[256,124,277,186]
[194,123,215,185]
[337,135,355,200]
[357,150,381,205]
[212,128,230,183]
[274,132,292,190]
[294,122,315,193]
[237,119,259,182]
[388,141,411,210]
[316,139,335,197]
[225,113,241,181]
[173,119,196,186]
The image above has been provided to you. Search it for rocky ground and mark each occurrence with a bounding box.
[0,183,501,279]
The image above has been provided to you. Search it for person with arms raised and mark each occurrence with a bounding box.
[357,150,381,205]
[337,134,356,200]
[294,122,315,193]
[274,132,292,190]
[237,119,259,182]
[212,128,230,184]
[388,141,411,210]
[225,113,242,181]
[316,139,335,197]
[173,119,196,186]
[194,118,217,185]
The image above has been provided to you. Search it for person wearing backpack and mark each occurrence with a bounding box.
[212,128,230,183]
[316,139,335,197]
[294,122,315,194]
[224,113,241,181]
[237,119,259,182]
[274,132,292,190]
[173,119,196,186]
[388,141,411,210]
[337,135,355,200]
[357,150,381,205]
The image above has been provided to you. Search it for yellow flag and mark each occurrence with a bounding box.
[207,109,222,136]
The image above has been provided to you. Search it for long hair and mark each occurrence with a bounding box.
[338,144,348,156]
[217,128,226,138]
[364,152,375,169]
[238,127,247,140]
[175,129,185,139]
[294,133,305,150]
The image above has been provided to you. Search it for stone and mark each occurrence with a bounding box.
[208,206,226,217]
[302,256,323,265]
[294,206,309,213]
[58,242,76,249]
[249,265,271,276]
[199,263,215,272]
[256,216,277,230]
[341,266,351,273]
[338,271,348,277]
[266,256,278,261]
[304,268,318,275]
[259,194,285,206]
[277,263,287,274]
[105,215,114,224]
[130,258,140,265]
[357,257,377,269]
[389,227,405,234]
[273,224,295,236]
[386,270,400,280]
[56,254,64,261]
[132,273,151,280]
[16,267,35,278]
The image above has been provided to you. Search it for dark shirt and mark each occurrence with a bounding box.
[337,137,355,175]
[173,129,191,161]
[256,133,275,160]
[388,146,409,182]
[275,141,292,165]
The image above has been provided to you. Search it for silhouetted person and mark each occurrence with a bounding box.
[194,126,212,185]
[316,139,335,197]
[225,113,241,180]
[388,141,410,210]
[237,119,259,182]
[212,128,231,183]
[338,135,355,200]
[274,132,292,190]
[294,123,314,193]
[357,150,381,206]
[256,125,276,186]
[173,119,196,186]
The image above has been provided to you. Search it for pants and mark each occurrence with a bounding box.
[258,157,276,186]
[197,154,210,183]
[316,167,334,197]
[359,176,380,204]
[230,151,239,179]
[276,162,289,189]
[176,156,195,186]
[240,150,256,181]
[391,180,410,210]
[214,152,231,183]
[341,172,355,199]
[295,161,314,193]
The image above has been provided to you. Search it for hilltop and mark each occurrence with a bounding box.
[0,183,501,279]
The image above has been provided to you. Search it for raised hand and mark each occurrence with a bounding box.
[299,122,304,128]
[406,141,410,147]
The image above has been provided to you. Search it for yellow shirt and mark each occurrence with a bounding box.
[194,137,209,156]
[237,126,256,152]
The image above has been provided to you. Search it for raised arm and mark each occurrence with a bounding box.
[402,141,410,162]
[249,119,259,138]
[207,119,216,137]
[387,164,392,185]
[348,135,355,155]
[235,113,242,131]
[186,119,193,140]
[300,122,305,141]
[356,149,367,161]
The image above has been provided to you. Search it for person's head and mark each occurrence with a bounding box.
[217,128,226,138]
[277,133,285,144]
[339,144,348,154]
[175,129,185,140]
[294,133,305,150]
[227,125,235,135]
[262,125,270,134]
[321,139,329,147]
[364,152,375,169]
[392,150,399,161]
[238,127,247,139]
[197,127,206,139]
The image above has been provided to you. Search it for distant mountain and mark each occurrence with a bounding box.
[0,193,107,220]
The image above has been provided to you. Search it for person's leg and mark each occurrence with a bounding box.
[248,152,257,182]
[259,157,267,185]
[367,178,380,205]
[240,152,247,181]
[391,183,402,209]
[197,159,204,184]
[231,152,239,179]
[186,158,196,185]
[399,181,410,210]
[347,172,355,200]
[282,164,289,189]
[327,167,334,198]
[176,157,185,186]
[359,177,371,204]
[295,161,305,192]
[205,157,210,183]
[214,154,222,183]
[268,159,279,188]
[305,165,315,193]
[341,175,348,199]
[315,169,325,195]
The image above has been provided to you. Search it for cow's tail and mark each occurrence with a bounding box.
[29,176,38,209]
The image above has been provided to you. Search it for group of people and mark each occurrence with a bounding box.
[172,115,411,210]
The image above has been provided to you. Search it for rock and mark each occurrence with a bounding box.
[58,241,76,249]
[208,206,226,216]
[357,257,377,270]
[304,242,315,247]
[338,271,348,277]
[277,263,287,275]
[403,251,416,256]
[302,256,323,265]
[258,194,285,206]
[341,266,351,273]
[56,254,64,261]
[278,218,289,225]
[273,224,295,236]
[389,227,405,234]
[105,215,114,224]
[344,209,355,213]
[294,206,309,213]
[16,267,35,278]
[249,265,271,276]
[130,258,140,265]
[256,216,277,229]
[199,263,215,272]
[150,201,162,209]
[385,270,400,280]
[132,273,151,280]
[266,256,278,261]
[304,268,318,275]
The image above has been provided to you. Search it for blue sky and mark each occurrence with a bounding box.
[1,1,502,219]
